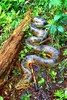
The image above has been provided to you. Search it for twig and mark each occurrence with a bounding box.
[39,37,51,44]
[29,63,39,91]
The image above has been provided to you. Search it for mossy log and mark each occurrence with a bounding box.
[0,10,31,86]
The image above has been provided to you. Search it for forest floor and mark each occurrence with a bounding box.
[0,39,67,100]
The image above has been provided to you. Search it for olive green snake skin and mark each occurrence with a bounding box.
[15,17,60,90]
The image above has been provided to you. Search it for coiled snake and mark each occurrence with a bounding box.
[15,17,60,90]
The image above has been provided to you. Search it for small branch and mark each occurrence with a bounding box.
[29,63,39,91]
[39,37,51,44]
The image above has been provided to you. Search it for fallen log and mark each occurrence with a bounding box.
[0,10,31,86]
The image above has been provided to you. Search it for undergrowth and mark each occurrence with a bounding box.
[0,0,67,99]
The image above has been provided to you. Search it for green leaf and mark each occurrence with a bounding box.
[50,25,57,34]
[58,26,64,32]
[27,45,32,50]
[58,80,63,84]
[51,71,57,76]
[54,14,61,21]
[45,24,51,28]
[0,6,2,14]
[19,0,25,3]
[49,0,62,8]
[54,0,61,6]
[60,14,67,24]
[54,90,64,98]
[20,50,24,54]
[21,53,25,58]
[0,96,4,100]
[64,0,67,9]
[20,94,32,100]
[65,89,67,98]
[38,78,45,84]
[32,9,38,16]
[24,48,28,53]
[63,49,67,55]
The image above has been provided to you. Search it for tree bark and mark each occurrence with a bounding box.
[0,10,31,86]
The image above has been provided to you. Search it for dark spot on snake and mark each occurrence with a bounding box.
[58,53,61,57]
[44,61,48,65]
[40,45,44,50]
[40,36,44,39]
[52,58,56,63]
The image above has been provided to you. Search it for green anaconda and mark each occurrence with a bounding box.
[15,17,60,90]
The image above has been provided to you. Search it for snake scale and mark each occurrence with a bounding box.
[15,17,60,90]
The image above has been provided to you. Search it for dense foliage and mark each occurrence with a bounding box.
[0,0,67,48]
[0,0,67,99]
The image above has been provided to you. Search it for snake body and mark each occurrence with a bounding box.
[15,17,60,90]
